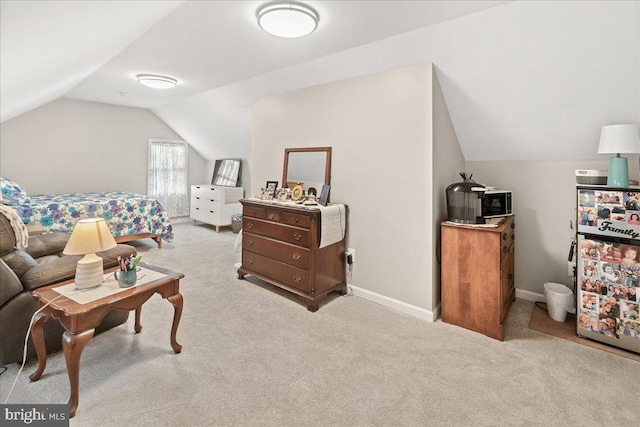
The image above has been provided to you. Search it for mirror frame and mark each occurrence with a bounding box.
[282,147,332,190]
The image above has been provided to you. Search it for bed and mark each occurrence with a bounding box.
[5,188,173,248]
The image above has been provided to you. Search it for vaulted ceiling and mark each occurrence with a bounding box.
[2,1,638,162]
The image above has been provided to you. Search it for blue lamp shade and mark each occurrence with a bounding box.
[598,124,640,187]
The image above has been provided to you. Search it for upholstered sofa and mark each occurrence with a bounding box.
[0,211,135,365]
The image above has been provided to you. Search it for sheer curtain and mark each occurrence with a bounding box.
[148,139,188,218]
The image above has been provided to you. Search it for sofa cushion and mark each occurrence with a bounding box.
[0,177,31,206]
[20,244,137,291]
[25,233,69,259]
[0,258,24,307]
[2,250,38,278]
[21,255,81,291]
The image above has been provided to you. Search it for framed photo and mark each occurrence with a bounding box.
[319,184,330,206]
[277,188,290,202]
[266,181,278,192]
[291,185,304,201]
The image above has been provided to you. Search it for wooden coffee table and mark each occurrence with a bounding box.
[28,262,184,418]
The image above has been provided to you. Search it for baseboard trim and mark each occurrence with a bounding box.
[350,285,438,322]
[516,288,546,302]
[349,286,544,321]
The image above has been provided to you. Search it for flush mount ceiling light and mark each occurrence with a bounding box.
[136,74,177,89]
[257,2,319,38]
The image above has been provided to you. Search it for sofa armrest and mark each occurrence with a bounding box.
[0,258,24,307]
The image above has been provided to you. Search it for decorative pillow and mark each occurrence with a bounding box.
[0,177,31,206]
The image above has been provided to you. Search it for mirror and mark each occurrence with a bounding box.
[283,147,331,193]
[211,159,242,187]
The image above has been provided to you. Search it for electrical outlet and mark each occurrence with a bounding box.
[347,248,355,264]
[567,260,575,277]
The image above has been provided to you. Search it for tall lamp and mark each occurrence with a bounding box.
[598,124,640,187]
[63,218,117,289]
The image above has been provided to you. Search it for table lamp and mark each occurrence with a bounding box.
[598,124,640,187]
[63,218,117,289]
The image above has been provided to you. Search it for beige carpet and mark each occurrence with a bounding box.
[1,222,638,426]
[528,303,640,362]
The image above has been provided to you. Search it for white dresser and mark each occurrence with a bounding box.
[190,185,243,232]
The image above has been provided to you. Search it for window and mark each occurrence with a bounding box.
[148,139,188,218]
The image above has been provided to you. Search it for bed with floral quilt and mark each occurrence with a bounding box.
[1,178,173,248]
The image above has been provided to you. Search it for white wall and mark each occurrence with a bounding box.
[432,69,466,315]
[0,98,207,197]
[253,65,441,317]
[467,160,640,300]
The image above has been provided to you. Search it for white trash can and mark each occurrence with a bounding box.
[544,282,576,322]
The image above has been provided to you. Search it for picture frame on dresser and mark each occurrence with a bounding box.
[266,181,278,191]
[318,185,330,206]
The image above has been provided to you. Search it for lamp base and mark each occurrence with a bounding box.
[74,253,104,289]
[607,155,629,187]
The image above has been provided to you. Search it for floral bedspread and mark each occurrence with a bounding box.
[14,192,173,243]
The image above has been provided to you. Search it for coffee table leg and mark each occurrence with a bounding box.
[62,329,94,418]
[134,306,142,333]
[29,312,49,382]
[167,293,183,353]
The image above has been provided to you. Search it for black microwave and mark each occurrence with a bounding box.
[481,190,513,218]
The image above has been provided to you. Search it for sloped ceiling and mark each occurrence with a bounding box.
[2,1,639,162]
[0,0,184,123]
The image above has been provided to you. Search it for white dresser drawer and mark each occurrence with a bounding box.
[192,196,221,210]
[192,185,221,200]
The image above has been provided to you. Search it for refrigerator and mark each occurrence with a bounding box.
[576,186,640,353]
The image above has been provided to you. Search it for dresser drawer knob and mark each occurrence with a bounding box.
[291,217,299,223]
[196,197,200,200]
[292,252,301,260]
[195,207,200,210]
[247,260,253,265]
[293,275,302,283]
[502,233,507,241]
[503,246,508,253]
[246,240,254,246]
[209,210,214,213]
[293,232,302,241]
[247,222,254,229]
[511,223,515,229]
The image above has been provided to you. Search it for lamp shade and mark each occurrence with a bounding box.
[64,218,117,255]
[597,124,640,154]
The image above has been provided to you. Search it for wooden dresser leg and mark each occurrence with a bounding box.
[307,302,319,312]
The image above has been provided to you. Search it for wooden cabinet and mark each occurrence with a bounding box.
[238,200,347,311]
[441,216,515,340]
[190,185,243,232]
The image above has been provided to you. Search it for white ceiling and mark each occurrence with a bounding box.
[2,1,639,162]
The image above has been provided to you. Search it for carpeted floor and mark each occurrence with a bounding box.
[1,222,638,426]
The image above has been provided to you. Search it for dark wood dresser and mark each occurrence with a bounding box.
[238,199,347,311]
[441,215,515,340]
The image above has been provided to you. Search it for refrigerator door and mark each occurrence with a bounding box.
[577,187,640,243]
[576,234,640,353]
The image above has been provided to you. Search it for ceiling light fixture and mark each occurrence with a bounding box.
[136,74,177,89]
[257,2,319,38]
